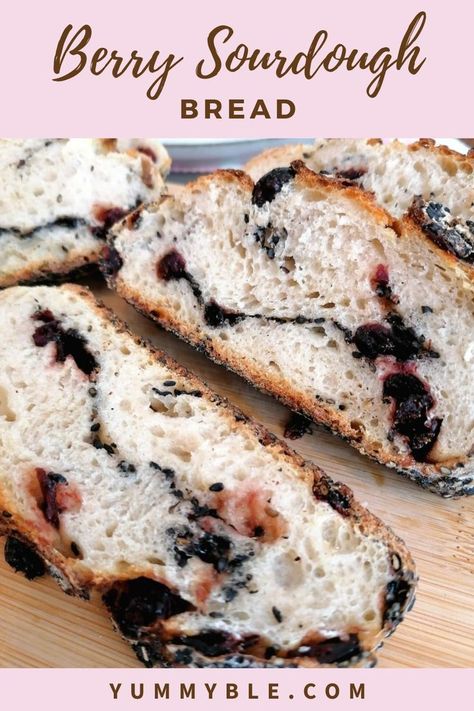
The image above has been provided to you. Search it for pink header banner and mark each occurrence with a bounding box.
[0,0,472,136]
[0,668,471,711]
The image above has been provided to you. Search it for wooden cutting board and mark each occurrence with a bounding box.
[0,279,473,669]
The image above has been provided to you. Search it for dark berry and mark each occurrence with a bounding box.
[36,469,68,529]
[383,373,442,461]
[157,250,187,281]
[4,537,46,580]
[103,577,194,637]
[252,167,296,207]
[204,300,243,328]
[288,634,361,664]
[190,533,232,572]
[100,246,123,277]
[31,310,98,376]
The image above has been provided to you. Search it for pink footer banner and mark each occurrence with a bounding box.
[0,669,470,710]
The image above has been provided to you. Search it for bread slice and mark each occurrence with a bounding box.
[107,162,474,497]
[0,139,170,288]
[0,284,415,668]
[245,139,474,275]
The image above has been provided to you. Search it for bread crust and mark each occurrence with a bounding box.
[111,162,474,497]
[0,283,416,667]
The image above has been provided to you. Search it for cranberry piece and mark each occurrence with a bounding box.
[36,469,68,529]
[383,373,442,461]
[157,250,187,281]
[4,537,46,580]
[353,315,435,362]
[382,373,427,400]
[252,167,296,208]
[103,577,194,637]
[100,245,123,277]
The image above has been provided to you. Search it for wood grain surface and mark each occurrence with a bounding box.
[0,278,473,668]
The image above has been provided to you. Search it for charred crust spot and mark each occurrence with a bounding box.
[288,634,361,664]
[103,577,195,637]
[312,476,352,517]
[32,309,98,376]
[4,536,46,580]
[410,197,474,263]
[383,576,413,625]
[284,412,313,440]
[252,167,296,207]
[36,468,68,529]
[100,245,123,278]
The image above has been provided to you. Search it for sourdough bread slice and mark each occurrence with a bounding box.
[0,284,415,668]
[108,163,474,497]
[245,139,474,274]
[0,139,170,287]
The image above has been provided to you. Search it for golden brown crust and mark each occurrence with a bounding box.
[0,247,104,289]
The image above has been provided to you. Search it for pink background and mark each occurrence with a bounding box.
[0,0,472,136]
[0,668,471,709]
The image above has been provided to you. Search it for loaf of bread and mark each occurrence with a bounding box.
[0,139,170,287]
[0,284,415,667]
[246,139,474,274]
[107,162,474,497]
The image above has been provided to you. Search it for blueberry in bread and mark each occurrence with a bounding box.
[245,139,474,274]
[107,162,474,497]
[0,284,415,667]
[0,139,170,288]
